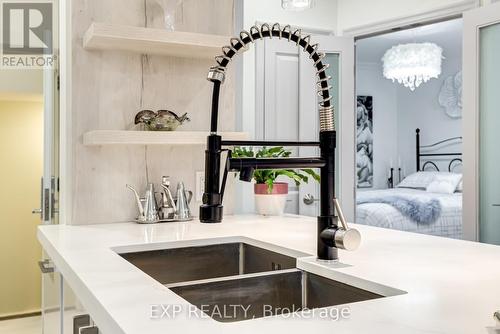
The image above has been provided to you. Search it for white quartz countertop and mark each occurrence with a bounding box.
[38,215,500,334]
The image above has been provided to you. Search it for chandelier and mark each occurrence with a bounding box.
[382,43,443,91]
[281,0,314,11]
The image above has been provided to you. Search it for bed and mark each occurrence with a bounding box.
[356,129,463,239]
[357,188,462,238]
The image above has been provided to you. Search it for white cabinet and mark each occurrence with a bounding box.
[41,254,100,334]
[41,254,61,334]
[63,279,91,334]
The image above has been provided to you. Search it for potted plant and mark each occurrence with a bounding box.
[232,147,320,216]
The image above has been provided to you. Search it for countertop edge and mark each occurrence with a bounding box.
[37,228,127,334]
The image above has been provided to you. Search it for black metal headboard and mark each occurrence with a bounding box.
[416,128,462,172]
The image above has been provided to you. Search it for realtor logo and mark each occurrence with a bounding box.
[1,1,54,68]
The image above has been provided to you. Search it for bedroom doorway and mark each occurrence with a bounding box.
[354,18,464,239]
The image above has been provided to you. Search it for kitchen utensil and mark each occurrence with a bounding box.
[175,181,193,220]
[126,183,160,223]
[159,176,176,220]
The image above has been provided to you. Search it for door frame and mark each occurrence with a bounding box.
[462,1,500,241]
[41,1,70,331]
[58,0,71,226]
[341,0,479,38]
[348,2,482,232]
[297,36,356,219]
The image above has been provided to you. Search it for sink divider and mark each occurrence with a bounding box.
[238,243,244,275]
[301,271,308,309]
[164,268,301,289]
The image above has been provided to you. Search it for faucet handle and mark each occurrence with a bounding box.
[333,198,361,251]
[334,228,361,251]
[161,176,170,186]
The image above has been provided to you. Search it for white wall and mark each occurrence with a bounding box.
[356,63,398,189]
[242,0,338,32]
[397,56,462,175]
[337,0,476,33]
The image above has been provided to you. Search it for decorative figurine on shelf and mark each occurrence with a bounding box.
[134,109,190,131]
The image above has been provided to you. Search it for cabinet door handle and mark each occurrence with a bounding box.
[80,326,98,334]
[74,314,91,334]
[493,204,500,207]
[38,259,54,273]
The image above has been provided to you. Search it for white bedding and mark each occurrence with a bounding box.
[356,188,462,239]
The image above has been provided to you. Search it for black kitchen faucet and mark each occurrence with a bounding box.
[199,23,360,261]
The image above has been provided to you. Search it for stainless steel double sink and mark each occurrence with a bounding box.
[119,242,297,284]
[119,241,397,322]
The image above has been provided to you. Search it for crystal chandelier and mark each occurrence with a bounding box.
[382,43,443,91]
[281,0,314,11]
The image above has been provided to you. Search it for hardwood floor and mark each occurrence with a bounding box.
[0,316,41,334]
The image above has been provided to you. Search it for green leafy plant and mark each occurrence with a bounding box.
[231,147,320,193]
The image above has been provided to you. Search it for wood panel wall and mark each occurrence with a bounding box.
[70,0,235,224]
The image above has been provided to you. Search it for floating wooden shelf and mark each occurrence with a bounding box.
[83,130,248,146]
[83,23,229,58]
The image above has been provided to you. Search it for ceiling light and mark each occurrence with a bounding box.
[281,0,314,11]
[382,43,443,91]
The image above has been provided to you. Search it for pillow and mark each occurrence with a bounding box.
[426,173,462,194]
[397,172,438,190]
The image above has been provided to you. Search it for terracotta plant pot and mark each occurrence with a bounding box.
[254,182,288,216]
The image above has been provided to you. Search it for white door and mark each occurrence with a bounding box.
[261,38,301,213]
[298,36,355,219]
[38,64,60,225]
[259,35,355,219]
[463,2,500,244]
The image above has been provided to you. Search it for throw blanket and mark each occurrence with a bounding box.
[357,196,442,224]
